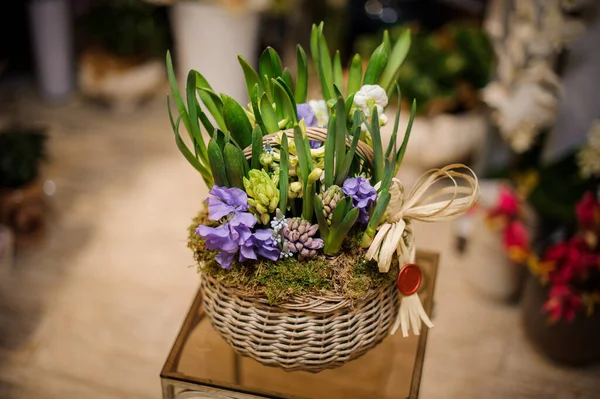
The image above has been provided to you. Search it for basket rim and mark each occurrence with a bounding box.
[201,271,396,313]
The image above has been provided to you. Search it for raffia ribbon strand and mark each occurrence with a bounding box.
[365,164,479,337]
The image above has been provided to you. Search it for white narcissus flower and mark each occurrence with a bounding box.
[353,84,388,116]
[578,121,600,178]
[308,99,329,127]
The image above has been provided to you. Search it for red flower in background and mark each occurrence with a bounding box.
[544,236,600,285]
[543,285,583,322]
[503,220,530,262]
[489,184,520,219]
[576,192,600,231]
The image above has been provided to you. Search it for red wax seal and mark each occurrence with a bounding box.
[397,263,422,295]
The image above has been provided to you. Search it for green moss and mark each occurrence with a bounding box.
[188,211,398,304]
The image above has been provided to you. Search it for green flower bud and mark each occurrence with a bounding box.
[243,169,280,224]
[308,168,323,183]
[260,153,273,166]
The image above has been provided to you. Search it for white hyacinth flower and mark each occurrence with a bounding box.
[308,99,329,127]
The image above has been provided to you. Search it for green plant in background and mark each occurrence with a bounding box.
[356,23,494,115]
[167,21,417,266]
[77,0,169,59]
[0,128,48,188]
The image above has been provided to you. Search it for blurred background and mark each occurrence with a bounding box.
[0,0,599,397]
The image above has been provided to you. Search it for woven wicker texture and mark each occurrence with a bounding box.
[242,127,375,165]
[201,273,399,372]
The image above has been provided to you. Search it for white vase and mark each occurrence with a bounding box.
[453,180,528,302]
[170,2,260,104]
[382,110,487,171]
[28,0,74,101]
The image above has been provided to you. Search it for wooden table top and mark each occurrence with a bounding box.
[161,251,439,399]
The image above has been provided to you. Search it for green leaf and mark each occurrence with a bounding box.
[168,95,213,186]
[363,42,388,85]
[208,139,229,187]
[326,206,359,255]
[310,23,333,100]
[250,84,265,132]
[238,55,263,100]
[166,52,192,139]
[344,93,356,121]
[334,98,346,182]
[224,142,248,189]
[186,71,208,164]
[282,68,294,94]
[222,95,253,149]
[198,106,215,137]
[361,190,390,248]
[318,23,334,98]
[259,47,283,81]
[295,45,308,103]
[346,54,363,96]
[383,30,392,55]
[330,197,350,231]
[279,136,289,211]
[251,125,263,170]
[395,99,417,174]
[273,78,298,124]
[193,71,226,132]
[259,93,279,133]
[371,107,384,185]
[302,178,316,222]
[314,195,330,242]
[335,121,361,186]
[385,85,402,159]
[293,125,311,186]
[324,115,336,188]
[333,50,343,93]
[379,28,411,93]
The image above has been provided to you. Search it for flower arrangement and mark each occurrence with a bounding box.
[166,22,479,369]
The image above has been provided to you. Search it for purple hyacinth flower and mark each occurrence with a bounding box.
[206,185,249,221]
[297,103,318,127]
[253,229,281,261]
[342,177,378,224]
[196,215,256,269]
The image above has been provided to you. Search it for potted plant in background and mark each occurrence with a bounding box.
[355,23,495,171]
[516,122,600,366]
[77,0,169,112]
[165,22,479,371]
[454,180,533,302]
[0,127,48,248]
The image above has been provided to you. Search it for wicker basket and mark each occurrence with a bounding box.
[200,126,397,372]
[201,272,399,372]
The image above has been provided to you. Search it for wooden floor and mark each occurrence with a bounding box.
[0,87,599,398]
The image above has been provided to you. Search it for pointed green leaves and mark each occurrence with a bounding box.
[224,142,248,189]
[395,99,417,174]
[379,28,411,93]
[238,55,263,100]
[363,42,388,85]
[222,95,252,148]
[259,93,280,133]
[346,54,363,96]
[251,125,263,170]
[279,135,289,211]
[333,50,343,92]
[259,47,283,81]
[295,45,308,103]
[371,107,384,185]
[311,23,334,100]
[208,139,229,187]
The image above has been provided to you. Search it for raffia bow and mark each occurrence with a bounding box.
[366,164,480,336]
